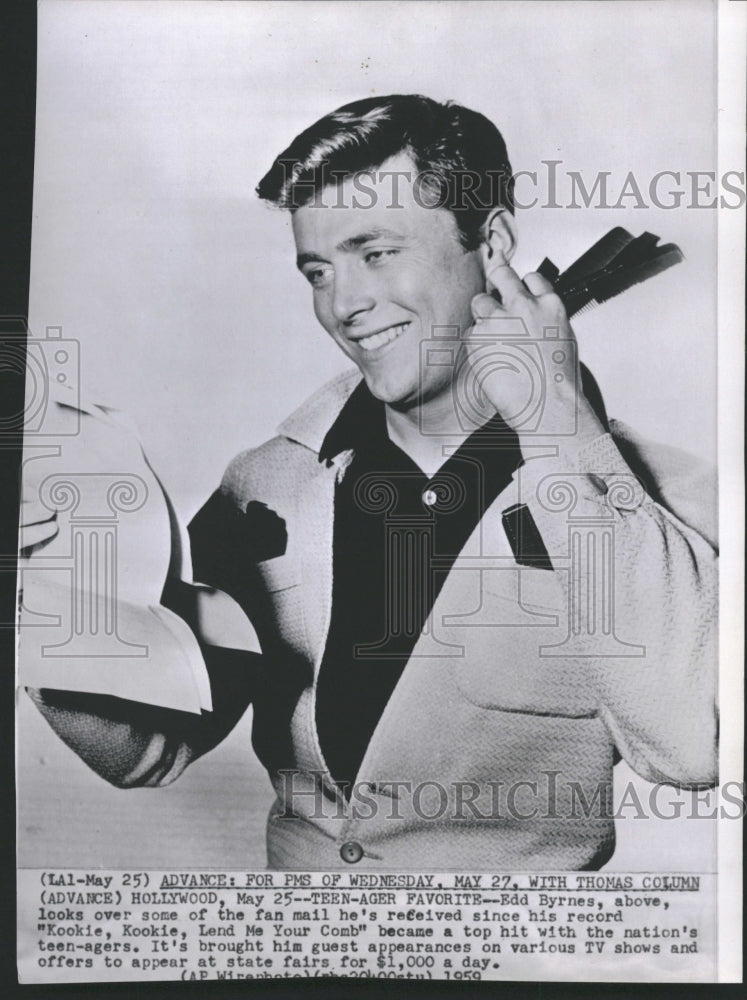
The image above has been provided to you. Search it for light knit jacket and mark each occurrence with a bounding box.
[35,370,719,870]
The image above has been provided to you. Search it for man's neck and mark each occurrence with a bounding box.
[385,386,495,478]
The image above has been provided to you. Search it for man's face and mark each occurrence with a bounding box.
[291,152,486,410]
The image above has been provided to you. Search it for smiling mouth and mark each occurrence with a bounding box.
[355,322,410,353]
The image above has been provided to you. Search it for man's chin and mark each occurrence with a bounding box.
[361,371,418,409]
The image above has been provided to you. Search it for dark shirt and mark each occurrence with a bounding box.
[315,381,523,793]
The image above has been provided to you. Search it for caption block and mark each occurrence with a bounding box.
[18,870,715,983]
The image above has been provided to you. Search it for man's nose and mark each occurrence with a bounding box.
[330,267,375,324]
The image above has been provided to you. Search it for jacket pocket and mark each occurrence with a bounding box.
[451,576,598,718]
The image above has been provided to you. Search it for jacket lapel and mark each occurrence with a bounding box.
[276,370,364,673]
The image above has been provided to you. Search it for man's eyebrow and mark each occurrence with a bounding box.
[296,252,327,271]
[296,228,406,270]
[337,228,407,252]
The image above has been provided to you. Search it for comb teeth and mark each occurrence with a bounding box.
[570,299,599,319]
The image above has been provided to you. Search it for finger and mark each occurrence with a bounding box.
[522,271,555,296]
[485,249,530,306]
[470,292,503,322]
[20,519,59,552]
[20,501,57,528]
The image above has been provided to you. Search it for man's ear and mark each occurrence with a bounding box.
[479,208,518,277]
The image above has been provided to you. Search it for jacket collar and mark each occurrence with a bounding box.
[318,380,390,463]
[276,368,363,456]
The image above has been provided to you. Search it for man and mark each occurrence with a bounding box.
[26,95,717,870]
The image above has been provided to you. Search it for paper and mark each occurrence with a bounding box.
[18,389,261,713]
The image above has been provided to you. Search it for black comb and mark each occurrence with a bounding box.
[537,229,684,320]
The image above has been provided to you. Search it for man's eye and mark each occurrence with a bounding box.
[364,248,399,264]
[305,267,331,288]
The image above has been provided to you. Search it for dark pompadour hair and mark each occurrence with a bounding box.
[256,94,514,251]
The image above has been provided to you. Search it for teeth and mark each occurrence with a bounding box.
[358,323,408,352]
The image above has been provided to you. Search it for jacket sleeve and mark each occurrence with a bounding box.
[27,644,258,788]
[517,423,718,787]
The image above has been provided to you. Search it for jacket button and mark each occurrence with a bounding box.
[340,841,363,864]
